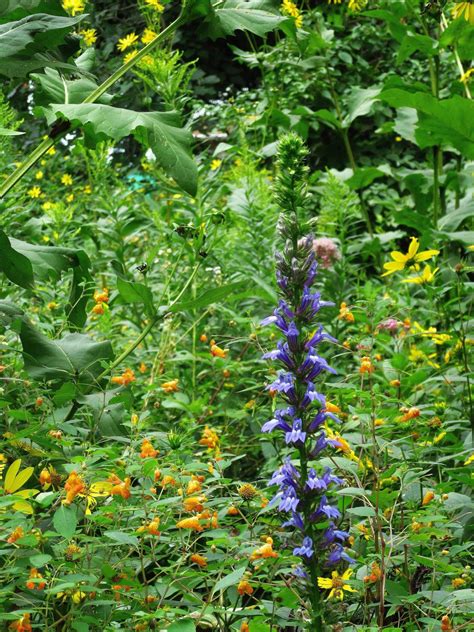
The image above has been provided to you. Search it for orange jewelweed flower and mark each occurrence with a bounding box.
[183,496,207,512]
[359,356,374,374]
[176,516,203,531]
[441,615,453,631]
[26,568,46,590]
[111,368,136,386]
[91,303,107,315]
[190,553,207,567]
[186,476,202,494]
[210,344,228,358]
[338,302,355,323]
[326,401,341,414]
[7,526,24,544]
[200,333,208,343]
[140,439,158,458]
[422,491,435,506]
[399,407,420,422]
[250,537,278,560]
[138,362,147,373]
[227,505,239,516]
[9,614,32,632]
[240,623,250,632]
[63,471,85,505]
[93,288,109,304]
[138,518,160,536]
[161,379,179,393]
[199,426,219,449]
[35,397,43,407]
[363,561,382,583]
[237,579,254,595]
[160,474,176,488]
[109,474,131,499]
[39,468,52,488]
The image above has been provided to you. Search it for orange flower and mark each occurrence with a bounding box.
[240,623,250,632]
[109,474,131,499]
[399,407,420,422]
[326,401,341,414]
[441,615,452,631]
[63,471,85,504]
[227,505,239,516]
[250,537,278,560]
[200,333,208,343]
[389,379,401,387]
[138,362,147,373]
[161,379,179,393]
[35,397,43,407]
[199,426,219,449]
[91,303,107,315]
[183,496,207,512]
[186,476,202,495]
[364,561,382,583]
[222,369,231,378]
[7,526,24,544]
[176,516,203,531]
[140,439,158,458]
[154,468,161,482]
[138,517,160,536]
[93,288,109,303]
[111,368,136,386]
[39,468,52,488]
[237,579,254,595]
[160,474,176,488]
[9,614,32,632]
[338,302,355,323]
[422,491,435,506]
[190,553,207,567]
[210,344,228,358]
[26,568,45,590]
[48,429,62,440]
[359,356,374,374]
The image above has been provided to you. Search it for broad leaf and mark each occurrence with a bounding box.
[45,104,197,195]
[212,565,247,593]
[116,277,155,316]
[32,68,113,107]
[19,321,114,387]
[343,85,381,127]
[0,231,34,289]
[438,198,474,231]
[380,90,474,158]
[53,504,77,539]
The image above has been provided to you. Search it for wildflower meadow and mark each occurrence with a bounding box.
[1,1,473,631]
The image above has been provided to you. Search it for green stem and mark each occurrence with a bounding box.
[0,11,187,200]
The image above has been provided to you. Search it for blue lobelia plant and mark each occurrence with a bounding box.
[261,134,355,630]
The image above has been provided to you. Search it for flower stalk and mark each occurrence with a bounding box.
[261,134,354,629]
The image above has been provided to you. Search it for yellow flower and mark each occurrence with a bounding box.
[144,0,165,11]
[66,193,74,203]
[80,29,97,46]
[123,50,139,65]
[62,0,85,16]
[35,170,43,180]
[281,0,303,28]
[28,186,42,198]
[348,0,368,11]
[460,67,474,84]
[141,28,157,44]
[452,3,474,24]
[382,237,439,277]
[2,459,38,514]
[47,146,56,156]
[210,159,222,170]
[317,568,357,600]
[61,174,73,186]
[464,453,474,466]
[117,32,139,52]
[452,577,466,588]
[402,264,439,285]
[327,0,343,4]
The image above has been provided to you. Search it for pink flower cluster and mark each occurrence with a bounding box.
[311,238,341,269]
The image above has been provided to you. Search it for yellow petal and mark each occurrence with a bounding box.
[415,249,439,262]
[317,577,333,589]
[381,261,405,276]
[343,584,357,593]
[4,460,34,493]
[14,488,39,499]
[342,568,353,580]
[390,251,408,262]
[407,237,419,258]
[4,459,21,491]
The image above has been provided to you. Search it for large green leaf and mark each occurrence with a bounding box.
[45,104,197,195]
[438,198,474,231]
[343,86,381,127]
[197,0,290,39]
[116,277,155,317]
[19,322,114,387]
[32,68,113,107]
[79,390,126,437]
[0,12,83,77]
[3,233,93,328]
[53,504,77,540]
[380,89,474,157]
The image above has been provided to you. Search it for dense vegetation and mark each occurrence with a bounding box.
[0,1,473,631]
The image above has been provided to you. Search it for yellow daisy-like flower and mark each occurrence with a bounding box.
[402,264,439,285]
[141,28,157,44]
[210,159,222,170]
[464,453,474,465]
[61,174,73,186]
[145,0,165,11]
[80,29,97,47]
[117,32,139,52]
[382,237,439,277]
[452,2,474,24]
[35,170,43,180]
[62,0,85,16]
[28,186,42,198]
[123,50,139,65]
[348,0,368,11]
[327,0,343,4]
[281,0,303,28]
[317,568,357,600]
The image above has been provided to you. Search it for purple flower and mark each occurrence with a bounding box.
[282,511,305,530]
[276,487,300,513]
[323,523,350,544]
[292,565,308,579]
[285,418,307,445]
[326,544,355,566]
[286,321,299,352]
[310,495,341,521]
[306,468,328,491]
[293,536,314,558]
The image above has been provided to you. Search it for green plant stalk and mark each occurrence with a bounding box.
[0,10,187,200]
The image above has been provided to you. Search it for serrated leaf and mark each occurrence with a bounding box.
[45,103,197,195]
[32,67,113,107]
